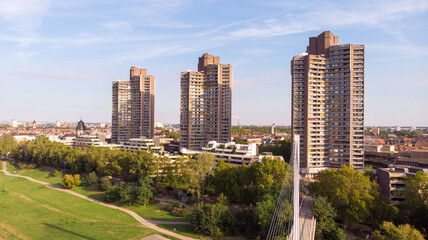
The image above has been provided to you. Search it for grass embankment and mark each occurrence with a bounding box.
[157,224,200,238]
[4,165,192,219]
[127,204,191,222]
[3,163,200,238]
[0,171,157,240]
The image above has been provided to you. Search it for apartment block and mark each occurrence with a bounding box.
[112,67,155,144]
[112,81,131,143]
[377,167,428,205]
[291,31,364,176]
[180,53,232,150]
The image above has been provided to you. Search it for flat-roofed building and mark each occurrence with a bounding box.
[121,138,161,153]
[377,167,428,205]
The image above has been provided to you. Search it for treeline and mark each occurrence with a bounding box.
[232,126,291,134]
[192,158,291,238]
[258,139,292,161]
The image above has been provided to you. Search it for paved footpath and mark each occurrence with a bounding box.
[1,161,195,240]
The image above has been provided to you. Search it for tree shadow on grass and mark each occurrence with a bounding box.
[44,223,96,240]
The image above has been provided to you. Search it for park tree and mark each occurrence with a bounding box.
[255,193,290,236]
[253,157,288,198]
[87,171,98,184]
[100,177,112,191]
[120,183,137,206]
[312,197,346,240]
[135,177,154,206]
[372,221,424,240]
[165,156,187,191]
[186,152,216,201]
[191,203,230,237]
[0,135,17,156]
[311,165,375,226]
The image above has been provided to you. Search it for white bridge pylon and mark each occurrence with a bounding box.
[266,135,315,240]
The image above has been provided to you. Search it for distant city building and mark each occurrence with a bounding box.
[395,126,401,131]
[76,120,86,137]
[11,119,18,127]
[112,67,155,144]
[32,120,37,129]
[56,120,62,127]
[155,122,164,129]
[372,127,380,135]
[410,126,416,132]
[291,31,365,177]
[180,53,233,150]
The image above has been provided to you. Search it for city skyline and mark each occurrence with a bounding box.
[0,0,427,126]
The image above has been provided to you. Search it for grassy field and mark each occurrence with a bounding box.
[0,171,160,240]
[4,164,192,222]
[127,204,192,222]
[157,224,201,238]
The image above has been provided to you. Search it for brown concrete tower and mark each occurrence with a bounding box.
[291,31,364,177]
[180,53,233,150]
[112,67,155,143]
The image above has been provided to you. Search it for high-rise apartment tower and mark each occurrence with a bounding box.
[291,31,364,177]
[112,67,155,143]
[180,53,233,150]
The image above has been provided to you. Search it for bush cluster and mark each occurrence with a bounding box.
[62,174,81,189]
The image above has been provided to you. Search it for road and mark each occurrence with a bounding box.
[1,161,195,240]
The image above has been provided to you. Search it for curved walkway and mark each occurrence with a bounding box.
[1,161,195,240]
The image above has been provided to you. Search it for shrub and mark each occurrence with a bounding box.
[105,186,122,202]
[62,174,81,189]
[100,177,112,191]
[54,170,62,177]
[17,163,35,169]
[73,174,81,187]
[87,172,98,184]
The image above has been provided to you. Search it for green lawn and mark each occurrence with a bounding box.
[73,184,106,202]
[157,224,202,239]
[3,163,191,225]
[127,204,191,222]
[20,166,63,185]
[0,171,159,240]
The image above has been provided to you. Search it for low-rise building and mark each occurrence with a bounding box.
[377,167,428,205]
[200,141,283,166]
[121,138,161,153]
[72,135,103,148]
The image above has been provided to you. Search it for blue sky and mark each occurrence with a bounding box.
[0,0,427,126]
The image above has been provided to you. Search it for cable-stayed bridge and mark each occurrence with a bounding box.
[266,135,316,240]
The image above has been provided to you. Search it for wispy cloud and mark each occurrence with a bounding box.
[0,0,51,33]
[99,20,133,32]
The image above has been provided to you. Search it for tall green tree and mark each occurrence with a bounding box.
[186,153,216,201]
[311,165,375,226]
[0,135,16,156]
[312,197,346,240]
